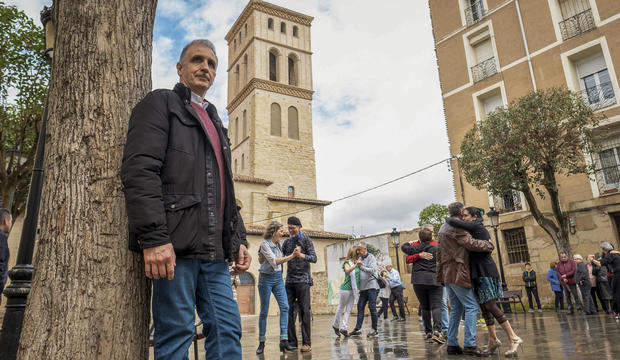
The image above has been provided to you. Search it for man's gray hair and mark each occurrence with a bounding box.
[573,254,583,261]
[179,39,218,66]
[357,241,367,249]
[263,220,282,239]
[601,242,614,251]
[448,202,464,217]
[0,208,10,223]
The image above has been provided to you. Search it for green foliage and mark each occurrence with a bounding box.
[459,87,603,253]
[0,2,49,215]
[366,243,380,256]
[418,203,449,237]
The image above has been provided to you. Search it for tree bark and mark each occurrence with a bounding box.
[521,187,571,257]
[18,1,157,359]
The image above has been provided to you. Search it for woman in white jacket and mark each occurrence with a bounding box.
[332,246,360,337]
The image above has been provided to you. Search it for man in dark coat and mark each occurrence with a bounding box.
[574,254,596,315]
[121,39,250,360]
[0,208,12,305]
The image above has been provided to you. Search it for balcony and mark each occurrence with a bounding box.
[471,57,497,83]
[559,9,596,40]
[582,82,616,111]
[594,165,620,195]
[465,0,486,26]
[493,190,523,214]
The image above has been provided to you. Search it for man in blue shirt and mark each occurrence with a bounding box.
[386,264,406,321]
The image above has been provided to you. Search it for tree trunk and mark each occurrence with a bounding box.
[521,187,571,256]
[18,1,157,359]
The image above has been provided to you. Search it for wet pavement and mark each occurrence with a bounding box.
[153,310,620,359]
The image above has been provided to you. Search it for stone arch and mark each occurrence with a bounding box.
[268,48,280,82]
[288,52,299,86]
[270,103,281,136]
[288,106,299,140]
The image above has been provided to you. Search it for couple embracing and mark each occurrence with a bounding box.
[438,202,522,357]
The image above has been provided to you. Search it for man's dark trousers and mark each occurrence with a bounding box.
[525,286,542,309]
[564,284,581,311]
[354,288,379,331]
[390,286,406,318]
[286,283,311,346]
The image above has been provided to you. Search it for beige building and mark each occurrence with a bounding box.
[430,0,620,305]
[225,0,349,315]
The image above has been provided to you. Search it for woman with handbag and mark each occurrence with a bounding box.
[256,221,298,354]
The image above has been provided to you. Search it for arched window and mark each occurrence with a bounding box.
[243,54,248,82]
[244,23,248,36]
[241,154,245,170]
[235,64,240,91]
[238,32,241,43]
[293,26,298,37]
[234,159,238,173]
[288,106,299,140]
[268,18,273,29]
[288,56,297,86]
[280,22,286,33]
[288,186,295,198]
[242,110,247,138]
[233,39,236,50]
[269,51,277,81]
[235,117,239,144]
[271,103,281,136]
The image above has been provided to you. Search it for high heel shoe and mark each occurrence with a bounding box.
[504,337,523,357]
[280,339,296,352]
[486,338,502,354]
[256,342,265,355]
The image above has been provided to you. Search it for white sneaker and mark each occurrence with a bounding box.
[528,309,534,313]
[538,309,543,313]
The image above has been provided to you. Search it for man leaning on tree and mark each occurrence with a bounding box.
[121,39,250,360]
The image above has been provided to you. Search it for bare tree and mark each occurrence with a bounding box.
[18,1,157,359]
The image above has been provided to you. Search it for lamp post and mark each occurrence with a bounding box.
[487,207,507,290]
[0,6,54,359]
[391,228,401,274]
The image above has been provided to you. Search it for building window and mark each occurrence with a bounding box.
[576,54,616,110]
[288,186,295,198]
[243,54,248,82]
[233,39,237,50]
[502,227,530,264]
[558,0,595,40]
[238,32,241,44]
[468,28,497,83]
[235,64,240,91]
[593,139,620,195]
[234,159,238,173]
[244,23,248,36]
[242,110,247,139]
[493,190,523,213]
[268,18,273,30]
[280,22,286,33]
[271,103,281,136]
[288,56,297,86]
[235,117,239,145]
[464,0,486,26]
[241,154,245,170]
[269,51,278,81]
[288,106,299,140]
[293,26,298,37]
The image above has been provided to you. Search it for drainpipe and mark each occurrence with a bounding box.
[515,0,537,91]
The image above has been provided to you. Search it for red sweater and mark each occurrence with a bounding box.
[405,239,438,264]
[556,259,576,285]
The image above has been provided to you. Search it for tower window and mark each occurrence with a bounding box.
[235,117,239,144]
[243,110,247,138]
[242,154,245,170]
[288,106,299,140]
[243,54,248,83]
[235,159,238,173]
[268,18,273,29]
[238,32,241,44]
[288,186,295,198]
[269,51,278,81]
[233,39,237,49]
[293,26,298,37]
[280,22,286,33]
[271,103,281,136]
[235,64,240,91]
[245,23,248,36]
[288,56,297,86]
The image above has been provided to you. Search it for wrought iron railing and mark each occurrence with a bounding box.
[593,165,620,195]
[582,82,616,111]
[494,190,523,214]
[465,0,486,26]
[471,57,497,82]
[559,9,596,40]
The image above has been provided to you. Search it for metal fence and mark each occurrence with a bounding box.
[465,0,486,26]
[494,190,523,214]
[559,9,596,40]
[581,82,616,111]
[471,57,497,83]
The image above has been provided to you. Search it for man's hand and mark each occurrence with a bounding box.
[143,243,176,280]
[419,251,433,261]
[232,244,251,275]
[356,260,363,266]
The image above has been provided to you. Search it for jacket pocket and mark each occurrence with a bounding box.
[163,194,201,253]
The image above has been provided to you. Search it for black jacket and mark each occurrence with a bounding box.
[446,217,499,283]
[522,270,537,288]
[575,262,591,287]
[0,230,9,286]
[121,83,247,262]
[282,232,317,285]
[401,239,440,286]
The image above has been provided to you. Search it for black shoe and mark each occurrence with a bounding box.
[463,347,489,357]
[280,339,296,352]
[447,345,463,355]
[340,329,350,337]
[366,330,379,338]
[397,317,406,322]
[349,329,362,336]
[425,333,433,343]
[287,341,298,350]
[391,316,399,321]
[332,325,341,337]
[256,342,265,355]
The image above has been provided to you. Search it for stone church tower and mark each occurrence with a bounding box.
[226,0,329,231]
[225,1,349,315]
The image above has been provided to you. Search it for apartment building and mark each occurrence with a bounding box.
[429,0,620,302]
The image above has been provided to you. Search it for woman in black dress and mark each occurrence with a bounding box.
[447,207,521,357]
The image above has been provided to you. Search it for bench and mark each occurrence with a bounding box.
[497,289,526,313]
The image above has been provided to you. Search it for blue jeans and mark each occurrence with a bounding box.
[152,260,241,360]
[446,283,479,347]
[354,288,379,331]
[441,286,449,333]
[258,272,289,341]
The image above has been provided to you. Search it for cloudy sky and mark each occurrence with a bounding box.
[14,0,455,235]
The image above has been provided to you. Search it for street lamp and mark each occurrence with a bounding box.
[0,6,54,359]
[391,228,401,274]
[487,207,507,290]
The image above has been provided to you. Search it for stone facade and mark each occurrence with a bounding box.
[430,0,620,306]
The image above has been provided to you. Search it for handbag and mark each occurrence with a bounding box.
[372,273,387,289]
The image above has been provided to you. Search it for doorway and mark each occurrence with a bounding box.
[236,272,255,315]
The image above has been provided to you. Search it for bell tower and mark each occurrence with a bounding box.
[227,0,328,229]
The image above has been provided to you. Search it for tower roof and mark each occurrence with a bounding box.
[225,0,314,41]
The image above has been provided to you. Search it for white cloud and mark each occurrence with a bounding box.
[5,0,51,22]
